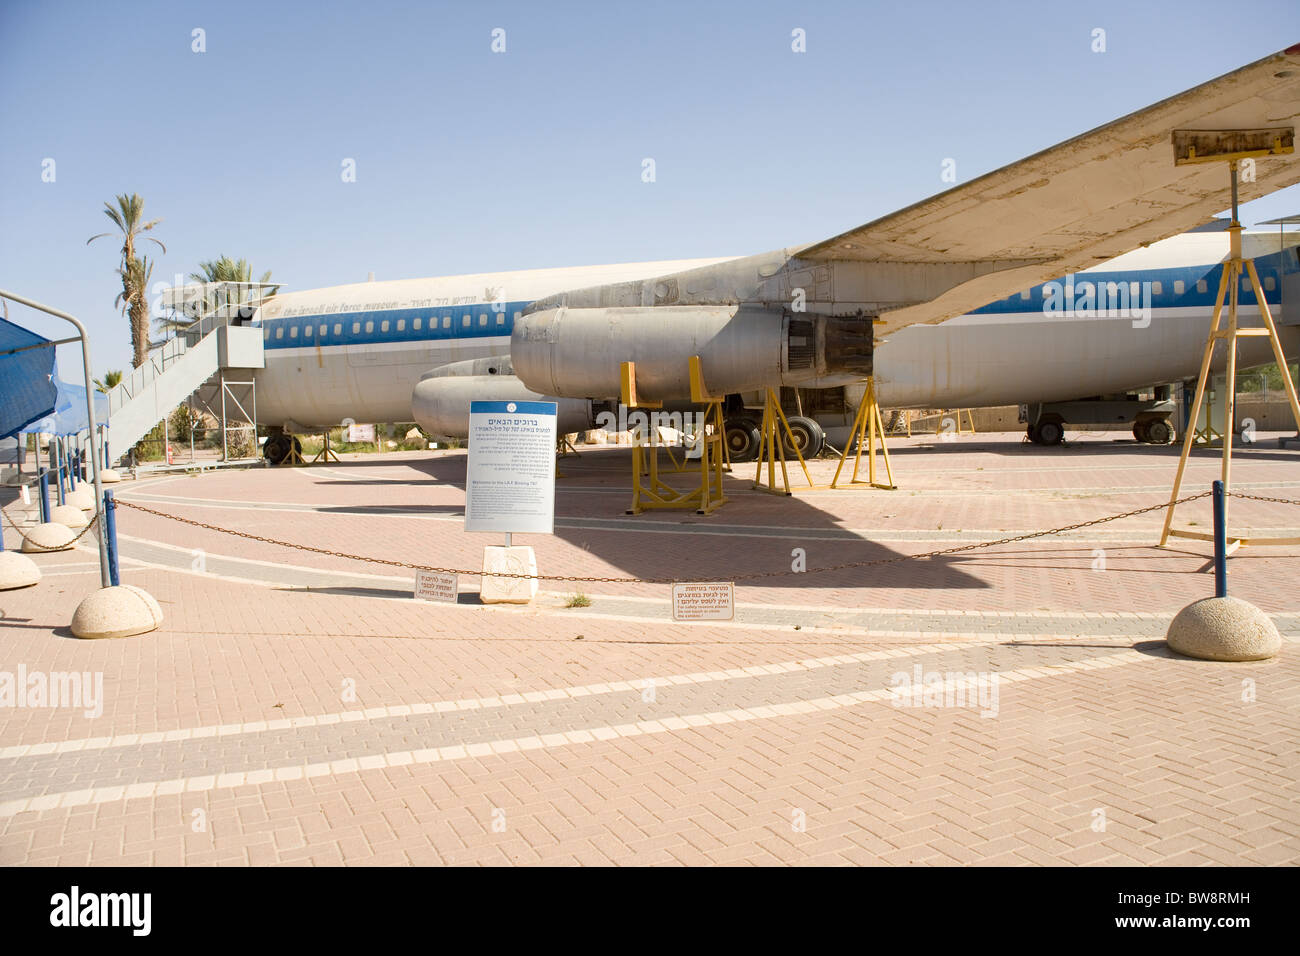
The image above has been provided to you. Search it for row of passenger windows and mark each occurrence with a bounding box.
[266,311,523,340]
[1009,274,1276,302]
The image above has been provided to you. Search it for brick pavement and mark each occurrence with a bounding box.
[1,433,1297,865]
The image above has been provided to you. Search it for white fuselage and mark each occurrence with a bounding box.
[250,232,1297,430]
[253,258,738,429]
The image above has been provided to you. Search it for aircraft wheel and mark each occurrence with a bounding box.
[1132,420,1150,443]
[263,434,290,464]
[782,416,825,459]
[724,417,762,463]
[1144,419,1173,444]
[263,434,302,465]
[1036,419,1065,446]
[1026,424,1040,443]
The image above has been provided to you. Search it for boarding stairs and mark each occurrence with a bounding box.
[88,283,276,463]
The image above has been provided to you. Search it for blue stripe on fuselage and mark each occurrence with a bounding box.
[257,247,1298,348]
[970,249,1296,315]
[260,300,529,350]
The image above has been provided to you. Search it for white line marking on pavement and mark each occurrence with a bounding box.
[0,648,1149,818]
[0,641,998,762]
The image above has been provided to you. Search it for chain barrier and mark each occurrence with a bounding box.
[1225,491,1300,508]
[1,504,101,547]
[112,492,1223,584]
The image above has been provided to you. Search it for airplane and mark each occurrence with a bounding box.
[210,46,1300,465]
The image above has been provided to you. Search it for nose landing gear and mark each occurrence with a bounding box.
[1028,417,1064,446]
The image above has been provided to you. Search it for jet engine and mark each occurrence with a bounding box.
[510,305,872,401]
[410,356,593,439]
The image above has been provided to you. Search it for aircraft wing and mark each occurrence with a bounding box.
[798,44,1300,334]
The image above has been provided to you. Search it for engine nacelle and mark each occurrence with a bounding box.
[411,359,592,439]
[511,305,872,401]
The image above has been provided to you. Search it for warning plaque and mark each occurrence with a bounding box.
[347,423,376,443]
[671,582,735,622]
[414,570,459,604]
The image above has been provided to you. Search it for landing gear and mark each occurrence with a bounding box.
[782,416,826,459]
[1147,419,1173,444]
[723,416,761,463]
[263,433,302,465]
[1032,418,1064,446]
[1134,416,1173,444]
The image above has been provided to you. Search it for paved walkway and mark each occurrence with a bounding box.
[1,434,1297,865]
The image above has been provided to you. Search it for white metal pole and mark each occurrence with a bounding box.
[0,289,111,587]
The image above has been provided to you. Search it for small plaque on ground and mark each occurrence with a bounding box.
[414,570,459,604]
[672,582,734,621]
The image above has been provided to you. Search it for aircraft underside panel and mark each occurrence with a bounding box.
[874,307,1298,408]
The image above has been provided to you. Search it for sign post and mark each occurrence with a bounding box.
[465,401,557,603]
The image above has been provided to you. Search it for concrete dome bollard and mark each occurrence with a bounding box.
[20,523,76,553]
[99,468,122,484]
[0,551,41,589]
[71,585,163,639]
[1166,596,1282,662]
[49,504,89,528]
[65,487,95,511]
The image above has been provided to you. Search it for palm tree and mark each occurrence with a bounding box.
[94,370,124,393]
[88,194,165,368]
[123,256,155,353]
[188,255,273,319]
[112,254,155,354]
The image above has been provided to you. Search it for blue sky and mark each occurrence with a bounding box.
[2,0,1299,377]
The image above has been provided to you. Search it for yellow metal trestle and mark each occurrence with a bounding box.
[625,357,729,515]
[1160,153,1300,549]
[830,377,896,490]
[311,429,342,463]
[752,389,814,496]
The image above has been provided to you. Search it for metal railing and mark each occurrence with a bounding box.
[104,336,191,419]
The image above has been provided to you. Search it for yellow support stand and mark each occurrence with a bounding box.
[753,388,813,496]
[936,409,976,436]
[1160,155,1300,550]
[311,429,342,464]
[1189,387,1225,446]
[625,357,729,515]
[830,376,896,490]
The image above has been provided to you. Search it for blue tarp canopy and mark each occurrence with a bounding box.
[21,363,107,437]
[0,316,59,439]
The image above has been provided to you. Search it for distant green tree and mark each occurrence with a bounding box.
[1238,362,1300,393]
[169,405,196,443]
[93,369,123,393]
[191,256,272,313]
[153,256,276,338]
